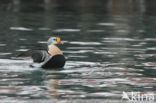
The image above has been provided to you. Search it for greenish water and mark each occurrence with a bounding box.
[0,12,156,101]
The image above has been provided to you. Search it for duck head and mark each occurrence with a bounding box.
[47,37,62,46]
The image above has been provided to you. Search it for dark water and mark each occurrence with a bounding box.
[0,12,156,101]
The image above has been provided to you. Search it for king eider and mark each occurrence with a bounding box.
[17,37,66,69]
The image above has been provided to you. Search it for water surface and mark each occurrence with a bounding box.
[0,12,156,101]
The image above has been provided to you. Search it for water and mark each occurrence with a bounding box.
[0,12,156,101]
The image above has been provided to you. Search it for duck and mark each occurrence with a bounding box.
[17,37,66,69]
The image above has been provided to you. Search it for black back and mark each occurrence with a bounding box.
[41,54,66,69]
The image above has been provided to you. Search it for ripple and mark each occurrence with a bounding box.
[0,59,31,64]
[103,37,135,41]
[100,67,143,72]
[87,30,105,32]
[145,38,156,41]
[53,29,80,32]
[0,53,12,56]
[135,54,156,58]
[88,92,119,97]
[0,66,35,72]
[38,41,47,44]
[64,50,94,54]
[16,49,29,52]
[127,78,156,84]
[38,27,51,30]
[0,44,6,46]
[143,62,156,67]
[0,86,46,99]
[97,22,116,26]
[19,38,27,41]
[66,61,100,67]
[147,47,156,50]
[0,59,34,72]
[67,55,87,58]
[93,51,117,55]
[69,41,101,45]
[67,47,95,50]
[10,27,33,31]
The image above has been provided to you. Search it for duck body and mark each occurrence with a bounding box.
[41,44,66,69]
[41,54,65,68]
[18,37,66,69]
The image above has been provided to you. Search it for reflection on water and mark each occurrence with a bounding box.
[0,12,156,101]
